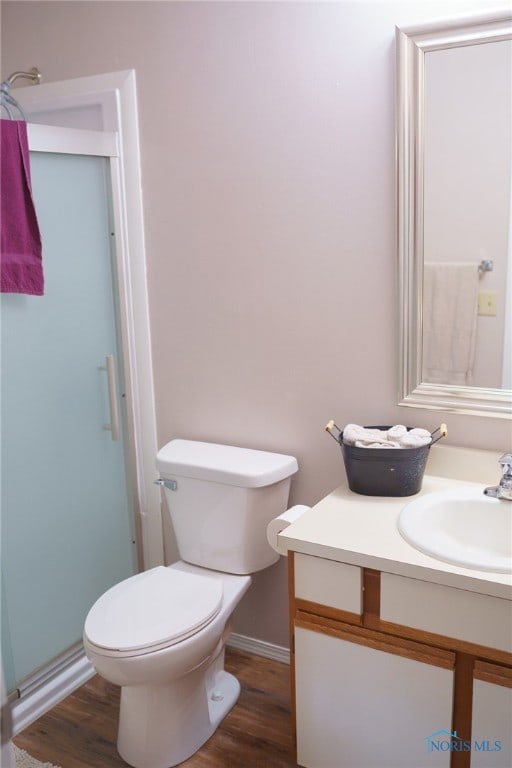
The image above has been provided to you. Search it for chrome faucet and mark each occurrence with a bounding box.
[484,453,512,500]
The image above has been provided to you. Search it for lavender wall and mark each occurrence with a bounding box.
[2,0,509,648]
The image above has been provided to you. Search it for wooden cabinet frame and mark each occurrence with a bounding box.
[288,553,512,768]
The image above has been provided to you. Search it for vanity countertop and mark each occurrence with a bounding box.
[279,473,512,600]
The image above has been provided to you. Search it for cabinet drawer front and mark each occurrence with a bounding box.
[294,553,362,614]
[381,574,512,653]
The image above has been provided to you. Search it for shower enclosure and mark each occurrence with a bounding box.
[0,125,137,719]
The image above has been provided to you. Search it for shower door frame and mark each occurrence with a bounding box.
[18,71,164,572]
[8,73,163,732]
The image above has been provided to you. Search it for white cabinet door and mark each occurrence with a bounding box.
[471,674,512,768]
[295,626,453,768]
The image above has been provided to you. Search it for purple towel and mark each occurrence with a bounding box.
[1,119,44,295]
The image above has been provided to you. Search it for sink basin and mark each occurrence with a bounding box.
[398,487,512,573]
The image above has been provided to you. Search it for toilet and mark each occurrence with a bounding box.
[83,439,298,768]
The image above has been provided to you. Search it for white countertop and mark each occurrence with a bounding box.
[279,473,512,600]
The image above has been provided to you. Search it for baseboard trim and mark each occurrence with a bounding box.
[11,632,288,735]
[227,632,290,665]
[11,647,95,736]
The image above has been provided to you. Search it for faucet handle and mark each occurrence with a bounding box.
[498,453,512,475]
[484,454,512,500]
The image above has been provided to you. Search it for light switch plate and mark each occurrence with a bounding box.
[478,291,498,316]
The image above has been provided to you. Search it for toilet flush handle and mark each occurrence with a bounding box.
[154,478,178,491]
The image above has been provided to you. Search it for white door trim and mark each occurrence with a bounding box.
[20,71,163,569]
[27,123,118,156]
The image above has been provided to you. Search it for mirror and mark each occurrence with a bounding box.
[396,9,512,418]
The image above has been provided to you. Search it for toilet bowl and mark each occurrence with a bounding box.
[83,440,298,768]
[84,561,250,768]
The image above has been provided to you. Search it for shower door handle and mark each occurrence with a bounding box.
[100,354,120,441]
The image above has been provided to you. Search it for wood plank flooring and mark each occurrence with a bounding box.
[13,648,298,768]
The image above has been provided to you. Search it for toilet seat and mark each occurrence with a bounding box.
[84,566,223,657]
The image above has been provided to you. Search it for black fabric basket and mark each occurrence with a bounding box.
[339,425,430,497]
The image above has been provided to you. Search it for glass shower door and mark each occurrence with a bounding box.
[1,150,137,691]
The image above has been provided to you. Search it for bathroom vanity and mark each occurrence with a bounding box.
[280,449,512,768]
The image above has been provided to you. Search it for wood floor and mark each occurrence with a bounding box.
[13,648,298,768]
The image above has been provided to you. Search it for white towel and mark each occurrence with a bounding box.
[422,262,479,385]
[343,424,431,449]
[387,424,408,440]
[400,434,430,448]
[343,424,389,446]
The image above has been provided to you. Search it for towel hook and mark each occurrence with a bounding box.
[1,67,41,120]
[5,67,42,88]
[478,259,493,274]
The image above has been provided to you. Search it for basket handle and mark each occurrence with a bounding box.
[430,423,448,445]
[325,420,343,442]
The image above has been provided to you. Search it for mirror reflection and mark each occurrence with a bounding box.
[422,38,511,390]
[396,10,512,417]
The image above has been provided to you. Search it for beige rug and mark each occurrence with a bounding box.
[13,745,62,768]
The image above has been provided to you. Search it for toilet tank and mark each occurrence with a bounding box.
[156,440,298,574]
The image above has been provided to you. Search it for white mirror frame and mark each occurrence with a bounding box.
[396,9,512,419]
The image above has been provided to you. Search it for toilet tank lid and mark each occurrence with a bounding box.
[156,439,298,488]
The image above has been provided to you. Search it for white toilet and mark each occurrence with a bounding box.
[83,439,298,768]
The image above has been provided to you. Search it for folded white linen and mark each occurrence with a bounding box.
[343,423,432,449]
[408,428,431,438]
[387,425,408,440]
[343,424,387,445]
[355,441,398,449]
[399,434,431,448]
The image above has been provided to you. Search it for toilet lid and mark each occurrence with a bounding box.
[84,566,223,655]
